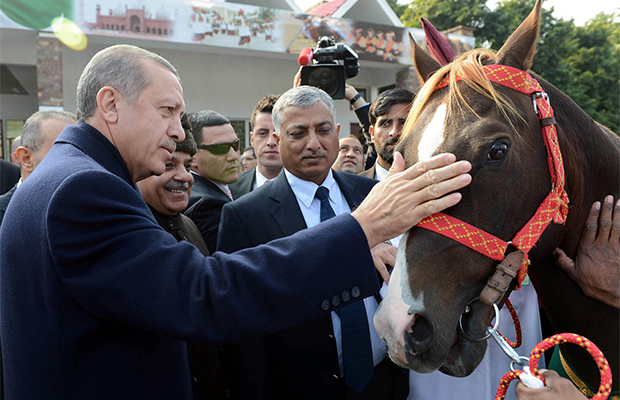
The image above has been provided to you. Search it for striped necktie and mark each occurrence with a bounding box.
[314,186,374,393]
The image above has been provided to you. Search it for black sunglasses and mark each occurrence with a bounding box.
[196,138,240,155]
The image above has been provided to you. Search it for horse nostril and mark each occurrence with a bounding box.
[404,313,435,355]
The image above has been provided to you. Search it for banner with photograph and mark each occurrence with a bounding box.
[0,0,475,63]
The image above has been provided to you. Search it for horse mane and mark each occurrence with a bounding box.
[402,48,525,140]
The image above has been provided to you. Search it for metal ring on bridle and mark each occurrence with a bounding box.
[458,299,500,342]
[510,356,530,371]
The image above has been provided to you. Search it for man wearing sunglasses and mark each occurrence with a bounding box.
[184,110,240,253]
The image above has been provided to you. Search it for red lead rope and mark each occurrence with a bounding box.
[496,300,522,349]
[494,333,613,400]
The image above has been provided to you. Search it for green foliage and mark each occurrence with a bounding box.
[554,13,620,132]
[391,0,619,132]
[385,0,408,18]
[400,0,489,30]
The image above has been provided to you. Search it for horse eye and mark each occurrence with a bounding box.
[487,142,508,161]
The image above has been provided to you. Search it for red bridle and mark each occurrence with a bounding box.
[416,65,569,288]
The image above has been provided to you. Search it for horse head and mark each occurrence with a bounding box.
[375,0,573,376]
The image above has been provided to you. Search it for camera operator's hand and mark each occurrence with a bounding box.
[345,84,367,109]
[293,66,302,88]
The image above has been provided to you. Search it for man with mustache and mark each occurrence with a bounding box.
[184,110,240,253]
[360,89,415,182]
[137,113,229,399]
[217,86,409,400]
[0,44,472,400]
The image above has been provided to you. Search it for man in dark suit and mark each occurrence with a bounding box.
[360,89,414,181]
[184,110,240,252]
[0,110,76,225]
[137,114,229,399]
[229,94,282,199]
[0,44,471,400]
[0,159,19,196]
[217,86,409,400]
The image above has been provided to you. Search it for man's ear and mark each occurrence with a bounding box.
[15,147,34,174]
[97,86,120,123]
[369,125,375,143]
[336,123,341,135]
[250,131,254,146]
[273,133,280,146]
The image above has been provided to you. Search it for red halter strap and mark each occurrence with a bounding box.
[417,65,569,288]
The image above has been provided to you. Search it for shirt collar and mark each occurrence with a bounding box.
[284,169,336,209]
[375,162,389,181]
[255,168,280,188]
[190,171,229,195]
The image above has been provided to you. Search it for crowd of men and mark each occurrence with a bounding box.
[0,44,616,400]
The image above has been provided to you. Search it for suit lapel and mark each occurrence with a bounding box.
[194,175,231,203]
[269,173,307,237]
[333,171,366,210]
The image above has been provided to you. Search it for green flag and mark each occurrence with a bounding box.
[1,0,74,30]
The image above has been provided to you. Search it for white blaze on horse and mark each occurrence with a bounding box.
[374,0,619,395]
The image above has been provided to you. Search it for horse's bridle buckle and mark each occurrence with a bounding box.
[480,251,525,306]
[532,92,550,115]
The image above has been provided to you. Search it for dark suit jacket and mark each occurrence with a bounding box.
[0,184,16,226]
[0,122,380,400]
[0,159,19,195]
[184,176,232,253]
[149,207,230,400]
[359,162,377,180]
[229,168,255,199]
[217,171,408,400]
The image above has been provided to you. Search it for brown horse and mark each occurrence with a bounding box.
[375,0,619,394]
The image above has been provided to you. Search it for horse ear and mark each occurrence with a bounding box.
[410,32,441,84]
[495,0,542,71]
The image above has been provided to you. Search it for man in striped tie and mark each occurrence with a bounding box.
[217,86,409,400]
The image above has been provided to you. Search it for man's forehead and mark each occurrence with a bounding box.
[202,124,236,143]
[254,112,273,126]
[378,103,410,120]
[340,138,362,148]
[171,151,193,162]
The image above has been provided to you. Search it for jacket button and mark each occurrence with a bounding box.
[351,286,361,298]
[320,299,330,311]
[332,374,339,381]
[331,296,341,307]
[341,291,350,302]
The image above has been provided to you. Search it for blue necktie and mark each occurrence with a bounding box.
[314,186,374,393]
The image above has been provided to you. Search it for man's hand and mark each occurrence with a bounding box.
[370,242,397,284]
[515,370,588,400]
[554,195,620,308]
[352,152,471,248]
[293,66,302,88]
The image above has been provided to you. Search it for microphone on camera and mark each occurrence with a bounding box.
[298,47,313,66]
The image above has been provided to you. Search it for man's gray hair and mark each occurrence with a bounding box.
[76,44,180,122]
[272,86,336,136]
[21,110,77,152]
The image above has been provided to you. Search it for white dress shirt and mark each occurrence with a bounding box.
[374,162,389,182]
[284,169,388,375]
[253,168,280,190]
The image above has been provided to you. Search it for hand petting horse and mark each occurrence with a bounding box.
[374,0,619,396]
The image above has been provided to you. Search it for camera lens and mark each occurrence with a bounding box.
[307,67,339,97]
